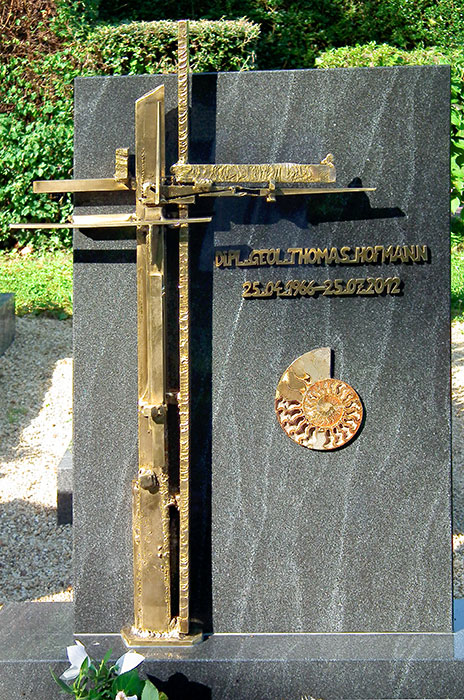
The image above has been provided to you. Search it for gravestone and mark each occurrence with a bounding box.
[73,66,451,638]
[0,293,15,356]
[0,63,460,700]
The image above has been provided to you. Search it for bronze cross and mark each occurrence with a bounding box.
[12,20,374,645]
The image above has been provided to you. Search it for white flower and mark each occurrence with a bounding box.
[60,640,90,681]
[114,650,145,675]
[115,692,138,700]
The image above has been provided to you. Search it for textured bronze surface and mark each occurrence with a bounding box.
[276,352,362,451]
[114,147,130,183]
[178,212,190,635]
[177,20,189,167]
[176,24,191,635]
[171,160,336,185]
[133,86,172,636]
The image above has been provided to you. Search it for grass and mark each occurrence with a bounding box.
[452,217,464,321]
[0,249,72,317]
[452,246,464,321]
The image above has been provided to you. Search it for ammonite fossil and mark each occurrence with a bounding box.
[275,349,363,451]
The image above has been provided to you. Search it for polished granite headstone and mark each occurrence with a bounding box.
[0,292,15,356]
[73,66,451,638]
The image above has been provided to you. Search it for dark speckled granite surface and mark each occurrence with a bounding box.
[73,66,451,637]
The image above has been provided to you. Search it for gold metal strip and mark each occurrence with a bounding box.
[178,206,190,634]
[176,19,191,636]
[177,20,189,166]
[33,178,132,193]
[136,86,165,212]
[132,86,171,637]
[134,224,171,633]
[171,161,336,185]
[10,216,212,230]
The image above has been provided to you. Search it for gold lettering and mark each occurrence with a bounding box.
[248,250,260,266]
[299,248,310,264]
[402,245,416,263]
[383,246,394,263]
[296,249,305,265]
[228,250,241,267]
[218,244,430,269]
[266,249,278,265]
[257,250,267,266]
[394,245,405,263]
[363,246,374,263]
[327,247,339,264]
[215,250,227,267]
[286,248,300,265]
[374,245,384,263]
[340,246,351,262]
[276,247,290,265]
[417,245,428,262]
[316,248,328,264]
[354,246,363,263]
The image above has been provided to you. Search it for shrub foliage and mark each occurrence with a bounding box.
[0,18,258,250]
[87,20,258,74]
[95,0,464,70]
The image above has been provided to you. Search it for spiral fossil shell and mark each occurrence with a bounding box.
[275,374,363,451]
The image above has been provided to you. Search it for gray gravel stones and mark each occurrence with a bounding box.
[0,317,72,604]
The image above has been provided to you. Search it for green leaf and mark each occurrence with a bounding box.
[98,647,113,674]
[112,668,144,697]
[50,668,75,694]
[102,648,113,665]
[142,679,160,700]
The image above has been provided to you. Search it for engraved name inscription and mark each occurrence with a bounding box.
[215,244,429,268]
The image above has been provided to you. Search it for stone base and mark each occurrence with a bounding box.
[2,602,464,700]
[57,447,73,525]
[0,293,14,356]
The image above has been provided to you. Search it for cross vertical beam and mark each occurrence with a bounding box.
[177,20,191,635]
[129,86,172,638]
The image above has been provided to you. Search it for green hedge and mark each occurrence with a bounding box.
[0,19,259,250]
[316,43,464,230]
[87,20,259,74]
[94,0,464,70]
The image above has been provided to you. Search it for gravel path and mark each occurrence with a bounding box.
[0,317,72,603]
[1,317,464,603]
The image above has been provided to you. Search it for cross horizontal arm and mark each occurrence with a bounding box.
[33,178,134,194]
[11,214,211,229]
[171,160,336,185]
[194,185,376,198]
